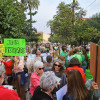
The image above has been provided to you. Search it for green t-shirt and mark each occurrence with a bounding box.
[86,69,93,79]
[82,55,87,66]
[71,54,82,63]
[60,51,68,67]
[82,55,85,62]
[87,51,90,60]
[60,50,63,54]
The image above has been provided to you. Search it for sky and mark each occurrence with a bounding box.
[28,0,100,33]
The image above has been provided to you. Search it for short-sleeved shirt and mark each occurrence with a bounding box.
[82,55,87,66]
[87,51,90,60]
[60,51,68,67]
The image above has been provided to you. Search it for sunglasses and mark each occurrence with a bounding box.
[54,64,61,67]
[39,67,44,70]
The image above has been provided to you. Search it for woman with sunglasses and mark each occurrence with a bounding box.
[30,61,44,97]
[52,59,67,98]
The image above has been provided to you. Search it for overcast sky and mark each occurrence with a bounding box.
[28,0,100,33]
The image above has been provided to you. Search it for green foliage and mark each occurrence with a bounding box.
[47,2,73,44]
[48,1,86,44]
[0,0,40,42]
[97,40,100,45]
[0,0,27,38]
[48,1,100,45]
[24,0,40,42]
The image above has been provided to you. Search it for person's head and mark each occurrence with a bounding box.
[73,49,79,54]
[14,56,19,60]
[34,61,44,76]
[86,48,89,53]
[40,71,57,94]
[4,56,10,61]
[58,56,65,65]
[33,46,36,50]
[0,64,5,85]
[50,51,54,57]
[24,54,28,60]
[81,48,88,61]
[42,47,45,51]
[67,69,89,100]
[62,47,66,53]
[52,59,64,76]
[68,51,74,56]
[46,55,52,63]
[68,57,80,67]
[36,50,41,56]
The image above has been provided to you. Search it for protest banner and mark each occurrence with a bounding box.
[90,42,100,88]
[97,45,100,89]
[90,42,97,81]
[4,38,26,56]
[0,44,4,58]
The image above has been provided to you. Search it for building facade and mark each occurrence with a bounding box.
[38,32,50,43]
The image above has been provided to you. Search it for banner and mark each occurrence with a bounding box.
[90,42,100,88]
[0,44,4,58]
[4,39,26,56]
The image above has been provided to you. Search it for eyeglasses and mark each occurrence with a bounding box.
[54,64,61,67]
[39,67,44,70]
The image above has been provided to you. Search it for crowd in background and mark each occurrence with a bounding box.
[0,42,100,100]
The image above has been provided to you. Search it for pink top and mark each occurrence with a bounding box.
[30,71,40,96]
[13,60,24,73]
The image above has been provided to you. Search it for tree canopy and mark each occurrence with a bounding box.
[0,0,41,42]
[48,1,100,45]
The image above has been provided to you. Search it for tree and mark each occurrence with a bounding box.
[21,0,40,42]
[47,2,73,44]
[0,0,27,38]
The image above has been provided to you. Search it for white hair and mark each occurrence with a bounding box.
[40,71,57,91]
[34,60,43,70]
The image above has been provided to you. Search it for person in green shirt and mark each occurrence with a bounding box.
[87,51,90,60]
[86,49,90,69]
[60,46,68,67]
[81,48,88,73]
[71,49,82,65]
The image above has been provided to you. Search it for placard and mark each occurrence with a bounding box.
[0,44,4,58]
[90,42,100,88]
[4,39,26,56]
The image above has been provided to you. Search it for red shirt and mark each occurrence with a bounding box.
[0,85,21,100]
[0,61,3,66]
[4,60,12,75]
[66,66,86,83]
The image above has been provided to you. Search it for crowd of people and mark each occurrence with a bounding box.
[0,43,100,100]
